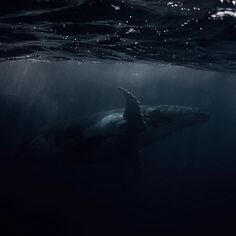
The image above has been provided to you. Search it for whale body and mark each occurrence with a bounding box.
[36,88,209,155]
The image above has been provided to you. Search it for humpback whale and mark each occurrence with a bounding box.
[37,88,209,156]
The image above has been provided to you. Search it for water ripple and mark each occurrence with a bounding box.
[0,0,235,72]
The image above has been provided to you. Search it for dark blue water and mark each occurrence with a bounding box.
[0,61,236,235]
[1,0,236,235]
[0,0,236,71]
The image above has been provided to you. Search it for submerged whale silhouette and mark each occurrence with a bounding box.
[37,88,209,155]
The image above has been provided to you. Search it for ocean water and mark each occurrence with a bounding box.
[0,0,236,71]
[0,1,236,235]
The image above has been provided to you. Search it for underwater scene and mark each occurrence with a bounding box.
[0,0,236,235]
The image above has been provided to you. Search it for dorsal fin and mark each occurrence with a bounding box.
[118,87,145,130]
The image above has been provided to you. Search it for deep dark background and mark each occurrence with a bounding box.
[0,61,236,235]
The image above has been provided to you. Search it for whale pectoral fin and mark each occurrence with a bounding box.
[118,87,145,130]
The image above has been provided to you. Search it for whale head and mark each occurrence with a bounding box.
[137,105,209,147]
[145,105,209,128]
